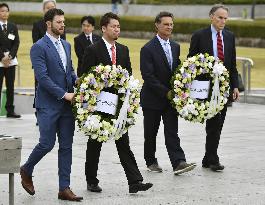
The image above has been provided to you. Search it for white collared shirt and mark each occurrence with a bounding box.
[156,34,173,68]
[102,37,116,61]
[85,33,93,43]
[211,24,224,59]
[46,32,67,71]
[0,20,8,30]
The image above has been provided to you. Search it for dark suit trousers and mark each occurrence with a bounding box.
[85,132,143,185]
[0,66,16,113]
[203,104,228,165]
[143,107,186,169]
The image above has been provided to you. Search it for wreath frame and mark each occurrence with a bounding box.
[170,53,230,123]
[74,64,141,142]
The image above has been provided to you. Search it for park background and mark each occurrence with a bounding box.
[4,0,265,88]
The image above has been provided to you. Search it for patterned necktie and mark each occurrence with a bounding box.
[87,36,92,44]
[55,40,66,71]
[217,31,224,62]
[164,42,172,69]
[111,45,116,65]
[2,24,7,37]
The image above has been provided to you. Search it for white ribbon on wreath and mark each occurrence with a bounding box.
[111,89,131,139]
[207,62,224,118]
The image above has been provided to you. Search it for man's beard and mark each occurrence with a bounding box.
[51,27,63,36]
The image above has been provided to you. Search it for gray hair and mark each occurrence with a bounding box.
[43,0,56,9]
[209,4,228,16]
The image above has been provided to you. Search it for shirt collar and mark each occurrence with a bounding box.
[46,32,61,45]
[102,37,115,50]
[85,33,92,39]
[211,24,222,36]
[156,34,170,45]
[0,21,8,27]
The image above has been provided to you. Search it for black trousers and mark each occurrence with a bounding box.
[203,104,228,165]
[85,132,143,185]
[0,66,16,113]
[143,107,186,170]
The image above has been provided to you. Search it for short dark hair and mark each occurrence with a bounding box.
[81,16,95,27]
[209,4,229,16]
[44,8,64,22]
[155,11,173,24]
[0,3,9,11]
[100,12,120,29]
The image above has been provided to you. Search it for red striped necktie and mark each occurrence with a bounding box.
[111,45,116,65]
[217,31,224,62]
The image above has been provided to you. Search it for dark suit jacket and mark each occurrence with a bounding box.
[188,26,238,90]
[30,35,76,109]
[140,36,181,110]
[32,19,66,43]
[74,32,101,77]
[0,22,20,61]
[81,38,132,76]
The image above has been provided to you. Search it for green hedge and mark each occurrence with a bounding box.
[8,0,265,4]
[9,12,265,38]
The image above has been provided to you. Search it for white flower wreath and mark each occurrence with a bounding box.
[74,65,141,142]
[171,53,230,123]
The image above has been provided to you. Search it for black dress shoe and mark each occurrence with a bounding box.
[129,182,153,193]
[202,163,224,171]
[87,184,102,192]
[6,112,21,118]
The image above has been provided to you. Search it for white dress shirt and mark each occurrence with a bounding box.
[102,37,116,61]
[46,32,67,71]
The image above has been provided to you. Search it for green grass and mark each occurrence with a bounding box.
[15,30,265,88]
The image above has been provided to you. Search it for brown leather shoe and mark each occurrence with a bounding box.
[58,187,83,201]
[20,167,35,195]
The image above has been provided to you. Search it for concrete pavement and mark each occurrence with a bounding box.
[1,103,265,204]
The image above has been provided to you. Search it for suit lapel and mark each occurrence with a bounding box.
[115,43,122,66]
[205,27,214,56]
[99,39,112,65]
[222,29,229,63]
[170,40,177,71]
[44,35,65,73]
[92,34,98,44]
[154,36,171,71]
[61,40,70,73]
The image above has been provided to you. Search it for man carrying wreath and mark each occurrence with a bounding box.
[80,12,153,194]
[188,4,240,171]
[140,11,196,174]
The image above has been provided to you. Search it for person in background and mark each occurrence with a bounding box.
[74,16,100,77]
[188,4,239,171]
[111,0,120,14]
[32,0,66,125]
[32,0,66,43]
[0,3,20,118]
[122,0,130,15]
[140,11,196,174]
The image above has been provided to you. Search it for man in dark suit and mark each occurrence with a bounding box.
[32,0,66,43]
[188,4,240,171]
[0,3,20,118]
[81,12,153,194]
[74,16,100,77]
[20,9,83,201]
[140,12,196,175]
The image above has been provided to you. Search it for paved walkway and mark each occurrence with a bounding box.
[1,103,265,204]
